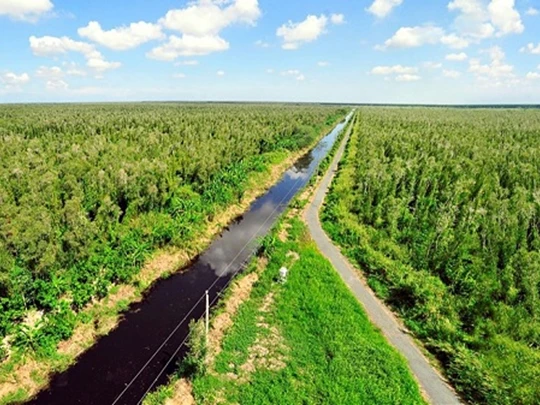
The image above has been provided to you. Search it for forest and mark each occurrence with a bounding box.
[0,103,346,365]
[322,107,540,405]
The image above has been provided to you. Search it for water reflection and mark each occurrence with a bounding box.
[202,200,277,277]
[203,150,317,277]
[286,168,310,181]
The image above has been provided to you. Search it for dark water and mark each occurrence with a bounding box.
[28,112,352,405]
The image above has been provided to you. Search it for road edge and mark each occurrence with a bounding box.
[303,111,462,405]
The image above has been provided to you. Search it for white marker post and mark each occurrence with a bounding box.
[279,267,288,284]
[205,290,209,338]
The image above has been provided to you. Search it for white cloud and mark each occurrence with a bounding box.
[440,33,470,49]
[281,69,301,76]
[377,25,471,50]
[367,0,403,18]
[448,0,496,39]
[520,43,540,54]
[147,34,229,61]
[485,45,505,61]
[330,13,345,24]
[371,65,421,82]
[67,69,86,76]
[61,61,87,76]
[377,25,444,49]
[371,65,418,75]
[37,65,86,80]
[395,74,421,82]
[172,73,186,79]
[0,0,53,21]
[526,7,539,16]
[78,21,164,51]
[281,43,298,50]
[217,70,225,76]
[29,35,121,74]
[159,0,261,36]
[30,35,96,57]
[526,72,540,79]
[174,60,199,66]
[443,69,461,78]
[276,14,328,50]
[281,69,304,81]
[266,68,274,74]
[255,39,270,48]
[317,61,330,67]
[446,52,468,61]
[35,65,63,78]
[488,0,524,36]
[150,0,259,60]
[469,46,514,79]
[474,74,523,89]
[1,71,30,93]
[1,72,30,85]
[87,57,121,73]
[66,68,86,76]
[46,79,68,90]
[448,0,523,40]
[423,61,443,69]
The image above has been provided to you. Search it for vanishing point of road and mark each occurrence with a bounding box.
[305,113,462,405]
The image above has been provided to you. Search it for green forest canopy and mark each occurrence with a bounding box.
[0,103,346,358]
[322,107,540,405]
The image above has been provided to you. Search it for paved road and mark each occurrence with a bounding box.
[304,115,462,405]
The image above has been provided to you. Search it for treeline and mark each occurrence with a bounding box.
[322,108,539,404]
[0,103,346,359]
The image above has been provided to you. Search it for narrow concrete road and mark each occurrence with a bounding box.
[304,115,462,405]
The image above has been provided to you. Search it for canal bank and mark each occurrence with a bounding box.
[27,112,353,405]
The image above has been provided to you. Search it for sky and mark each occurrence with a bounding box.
[1,0,540,104]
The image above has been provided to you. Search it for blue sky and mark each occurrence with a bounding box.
[1,0,540,104]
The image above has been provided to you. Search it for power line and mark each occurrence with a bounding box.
[113,113,353,405]
[133,172,306,405]
[134,253,255,405]
[112,159,306,405]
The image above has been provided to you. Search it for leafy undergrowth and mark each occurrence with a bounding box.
[183,217,425,405]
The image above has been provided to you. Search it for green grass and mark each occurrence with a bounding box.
[189,217,426,405]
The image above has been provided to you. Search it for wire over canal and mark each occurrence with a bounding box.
[112,150,314,405]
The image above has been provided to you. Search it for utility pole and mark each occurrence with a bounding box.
[205,290,209,338]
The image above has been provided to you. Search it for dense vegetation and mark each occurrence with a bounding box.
[146,215,425,405]
[0,103,346,362]
[322,108,540,404]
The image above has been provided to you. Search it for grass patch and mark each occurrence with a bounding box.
[188,217,425,405]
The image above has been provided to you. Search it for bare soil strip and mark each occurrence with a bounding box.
[164,379,195,405]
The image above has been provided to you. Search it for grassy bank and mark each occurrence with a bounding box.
[146,214,426,405]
